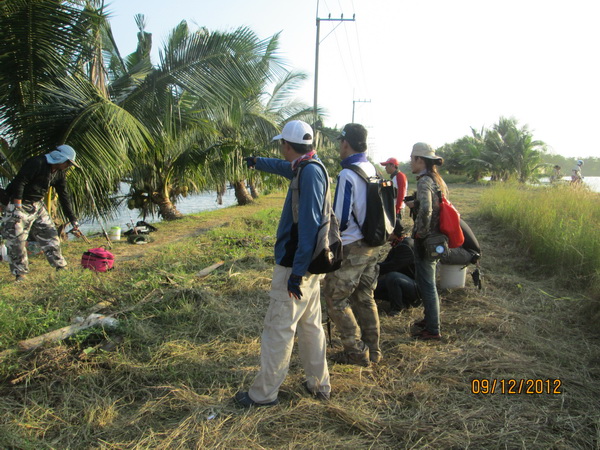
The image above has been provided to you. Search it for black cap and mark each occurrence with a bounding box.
[338,123,368,152]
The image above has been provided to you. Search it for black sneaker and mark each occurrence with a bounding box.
[302,381,330,401]
[411,329,442,341]
[412,318,426,329]
[233,391,279,408]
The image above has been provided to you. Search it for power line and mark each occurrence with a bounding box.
[313,8,355,126]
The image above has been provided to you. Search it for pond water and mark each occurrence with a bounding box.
[537,176,600,192]
[78,188,238,236]
[79,177,600,236]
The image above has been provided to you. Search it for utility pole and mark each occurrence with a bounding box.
[314,7,355,127]
[352,98,371,123]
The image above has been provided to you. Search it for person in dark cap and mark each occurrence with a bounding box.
[322,123,382,366]
[1,145,80,282]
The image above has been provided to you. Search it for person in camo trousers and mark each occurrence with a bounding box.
[323,123,382,367]
[1,145,80,282]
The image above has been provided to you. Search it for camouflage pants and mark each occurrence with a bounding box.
[1,201,66,276]
[323,240,381,358]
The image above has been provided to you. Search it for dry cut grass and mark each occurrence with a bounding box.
[1,185,599,449]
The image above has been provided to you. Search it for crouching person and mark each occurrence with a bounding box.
[234,120,331,407]
[1,145,80,282]
[375,237,422,316]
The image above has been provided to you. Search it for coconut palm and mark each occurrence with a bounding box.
[484,117,546,182]
[0,0,150,223]
[119,19,284,216]
[200,59,322,205]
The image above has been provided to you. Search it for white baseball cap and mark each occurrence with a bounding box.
[272,120,313,145]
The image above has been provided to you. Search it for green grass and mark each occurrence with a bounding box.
[1,187,599,448]
[479,182,600,300]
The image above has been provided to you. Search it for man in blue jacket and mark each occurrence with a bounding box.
[234,120,331,407]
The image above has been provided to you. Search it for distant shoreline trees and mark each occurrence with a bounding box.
[429,116,599,182]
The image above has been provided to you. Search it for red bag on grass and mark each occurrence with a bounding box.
[81,247,114,272]
[439,196,464,248]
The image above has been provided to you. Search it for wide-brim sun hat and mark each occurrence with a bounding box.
[272,120,313,145]
[46,144,80,168]
[410,142,442,161]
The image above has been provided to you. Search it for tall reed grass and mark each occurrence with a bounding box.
[479,183,600,301]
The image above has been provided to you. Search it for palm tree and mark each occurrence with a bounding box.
[118,20,285,216]
[0,0,150,223]
[484,117,546,182]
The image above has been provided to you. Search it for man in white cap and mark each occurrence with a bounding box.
[1,144,80,281]
[234,120,331,407]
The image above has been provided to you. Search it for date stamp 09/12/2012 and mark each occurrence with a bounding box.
[471,378,562,395]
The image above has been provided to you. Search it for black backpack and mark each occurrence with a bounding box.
[347,164,396,247]
[290,160,343,274]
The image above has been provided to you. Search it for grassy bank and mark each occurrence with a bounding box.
[1,185,599,448]
[479,183,600,312]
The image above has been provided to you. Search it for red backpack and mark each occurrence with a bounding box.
[438,195,464,248]
[81,247,115,272]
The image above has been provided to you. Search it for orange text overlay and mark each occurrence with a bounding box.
[471,378,562,395]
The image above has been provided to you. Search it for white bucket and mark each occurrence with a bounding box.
[109,226,121,241]
[439,264,467,289]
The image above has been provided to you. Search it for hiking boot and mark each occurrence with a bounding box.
[412,329,441,341]
[302,381,330,401]
[233,391,279,408]
[412,318,426,329]
[15,274,26,283]
[369,351,382,364]
[330,350,370,367]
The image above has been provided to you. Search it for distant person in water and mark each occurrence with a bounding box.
[550,165,562,184]
[571,160,584,185]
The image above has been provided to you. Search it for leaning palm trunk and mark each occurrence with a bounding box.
[233,180,253,205]
[249,179,260,199]
[152,193,183,220]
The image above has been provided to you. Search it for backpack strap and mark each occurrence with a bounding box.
[346,164,370,227]
[291,159,330,224]
[346,164,370,183]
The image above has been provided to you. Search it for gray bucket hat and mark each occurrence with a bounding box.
[46,144,80,168]
[411,142,442,161]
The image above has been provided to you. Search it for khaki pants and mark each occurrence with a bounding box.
[248,265,330,403]
[323,240,381,358]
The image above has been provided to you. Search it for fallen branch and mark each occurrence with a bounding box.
[16,289,159,353]
[3,261,225,357]
[196,260,225,278]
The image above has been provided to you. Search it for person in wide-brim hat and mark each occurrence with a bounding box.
[2,144,81,282]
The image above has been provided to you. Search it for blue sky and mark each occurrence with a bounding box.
[106,0,600,162]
